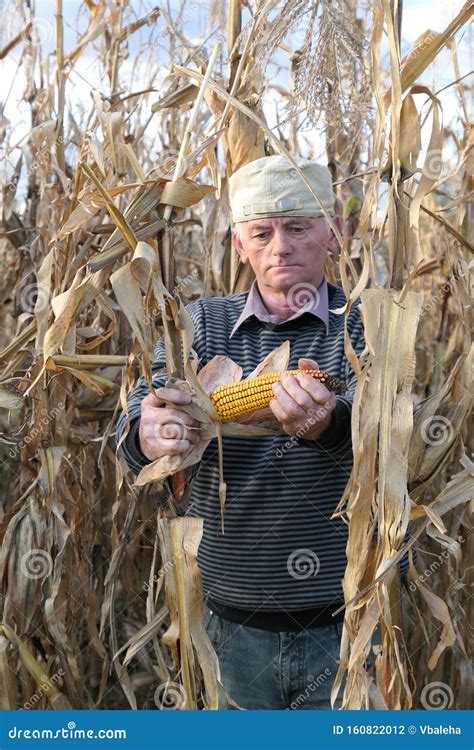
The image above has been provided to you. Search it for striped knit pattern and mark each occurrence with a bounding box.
[116,282,410,612]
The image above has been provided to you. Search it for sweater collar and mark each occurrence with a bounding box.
[230,278,329,338]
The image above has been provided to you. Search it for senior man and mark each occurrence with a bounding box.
[117,156,399,710]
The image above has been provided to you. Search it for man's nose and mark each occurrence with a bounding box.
[271,230,291,255]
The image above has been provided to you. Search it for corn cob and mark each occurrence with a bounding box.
[210,369,346,422]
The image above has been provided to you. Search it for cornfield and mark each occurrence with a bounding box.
[0,0,472,712]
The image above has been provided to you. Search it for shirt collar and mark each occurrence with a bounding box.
[229,278,329,338]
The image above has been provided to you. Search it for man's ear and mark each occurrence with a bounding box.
[327,215,343,254]
[232,227,249,264]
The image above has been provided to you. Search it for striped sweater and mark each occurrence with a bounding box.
[116,282,409,616]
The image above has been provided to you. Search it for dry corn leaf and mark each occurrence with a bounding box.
[158,517,222,709]
[382,93,421,178]
[333,288,423,709]
[159,178,214,208]
[408,86,443,266]
[0,381,23,410]
[0,635,17,709]
[398,1,472,93]
[408,348,472,493]
[1,625,72,709]
[407,560,456,670]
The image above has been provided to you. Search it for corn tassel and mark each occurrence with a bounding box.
[210,369,346,422]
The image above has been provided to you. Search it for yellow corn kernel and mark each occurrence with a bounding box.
[209,369,345,422]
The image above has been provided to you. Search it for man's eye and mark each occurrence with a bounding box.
[289,227,306,233]
[254,233,270,239]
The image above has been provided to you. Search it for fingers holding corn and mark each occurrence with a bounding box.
[269,363,337,440]
[139,388,202,461]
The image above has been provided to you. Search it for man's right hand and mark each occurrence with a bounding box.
[139,387,202,461]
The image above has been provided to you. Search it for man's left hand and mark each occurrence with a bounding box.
[269,358,337,441]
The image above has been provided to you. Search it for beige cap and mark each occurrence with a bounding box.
[228,154,335,223]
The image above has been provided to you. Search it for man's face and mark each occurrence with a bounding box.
[233,216,339,294]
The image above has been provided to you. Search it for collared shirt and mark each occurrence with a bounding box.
[229,278,329,338]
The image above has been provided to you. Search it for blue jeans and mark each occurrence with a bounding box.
[203,605,347,710]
